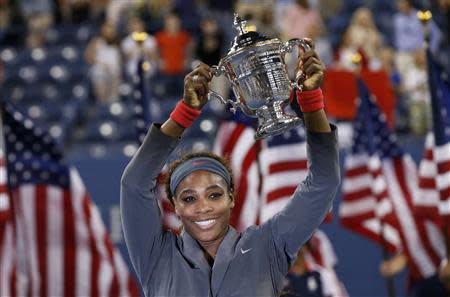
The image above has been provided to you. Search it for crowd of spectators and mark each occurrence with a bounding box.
[0,0,449,137]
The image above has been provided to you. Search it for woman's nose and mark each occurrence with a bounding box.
[195,198,213,214]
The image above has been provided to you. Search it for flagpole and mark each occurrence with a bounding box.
[351,53,397,297]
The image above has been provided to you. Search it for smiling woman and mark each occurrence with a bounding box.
[120,43,340,297]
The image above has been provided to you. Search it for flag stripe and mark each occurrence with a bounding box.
[388,159,435,278]
[64,190,76,297]
[47,186,63,297]
[36,186,48,297]
[268,160,307,174]
[266,186,297,203]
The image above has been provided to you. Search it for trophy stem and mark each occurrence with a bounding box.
[254,101,303,139]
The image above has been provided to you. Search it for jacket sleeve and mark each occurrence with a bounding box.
[267,125,340,272]
[120,124,179,286]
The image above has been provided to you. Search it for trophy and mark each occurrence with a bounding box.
[208,14,310,139]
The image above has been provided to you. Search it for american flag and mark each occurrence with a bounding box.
[131,59,181,231]
[339,79,402,253]
[213,112,261,231]
[339,79,444,280]
[0,101,139,296]
[258,126,332,223]
[259,127,308,222]
[416,49,450,223]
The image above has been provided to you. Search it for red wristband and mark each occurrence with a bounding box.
[170,100,201,128]
[296,88,325,113]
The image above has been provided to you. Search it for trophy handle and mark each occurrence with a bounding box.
[281,38,311,91]
[208,64,240,113]
[208,90,240,114]
[282,38,311,54]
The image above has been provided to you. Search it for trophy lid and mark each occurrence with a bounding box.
[229,14,270,53]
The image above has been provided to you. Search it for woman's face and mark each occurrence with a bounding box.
[173,170,234,245]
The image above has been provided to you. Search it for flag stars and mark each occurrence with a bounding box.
[134,105,143,114]
[24,119,33,129]
[136,119,145,128]
[15,162,24,171]
[7,153,16,162]
[34,127,43,136]
[23,151,32,160]
[13,111,23,121]
[7,134,16,143]
[23,171,31,180]
[31,161,40,170]
[43,135,52,144]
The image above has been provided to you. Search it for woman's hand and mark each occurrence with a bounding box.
[295,39,325,91]
[183,63,212,110]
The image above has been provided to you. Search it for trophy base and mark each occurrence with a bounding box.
[254,102,303,139]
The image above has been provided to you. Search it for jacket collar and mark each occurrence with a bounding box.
[179,226,240,294]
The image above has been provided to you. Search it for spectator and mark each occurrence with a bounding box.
[195,16,229,103]
[403,48,431,134]
[0,0,24,47]
[279,0,324,41]
[393,0,442,81]
[341,7,383,71]
[155,12,193,96]
[195,16,223,67]
[57,0,92,24]
[334,30,361,71]
[19,0,54,48]
[281,231,348,297]
[381,251,447,297]
[379,47,408,132]
[308,16,333,67]
[281,246,325,297]
[121,16,158,79]
[85,21,122,102]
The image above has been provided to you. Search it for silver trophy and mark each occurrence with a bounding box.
[208,14,310,139]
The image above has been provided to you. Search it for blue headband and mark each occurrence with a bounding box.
[169,157,231,196]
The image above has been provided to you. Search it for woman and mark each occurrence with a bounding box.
[120,42,340,297]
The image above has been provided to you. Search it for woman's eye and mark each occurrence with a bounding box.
[209,192,223,200]
[182,196,195,203]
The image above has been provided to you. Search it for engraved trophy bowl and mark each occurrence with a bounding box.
[208,14,310,139]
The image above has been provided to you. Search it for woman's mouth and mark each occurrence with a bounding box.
[194,219,217,230]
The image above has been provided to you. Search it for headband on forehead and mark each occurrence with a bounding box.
[169,157,231,196]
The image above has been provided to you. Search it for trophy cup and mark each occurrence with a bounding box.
[208,14,310,139]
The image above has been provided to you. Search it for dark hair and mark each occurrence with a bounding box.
[164,152,235,205]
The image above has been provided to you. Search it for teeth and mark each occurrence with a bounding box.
[195,219,216,229]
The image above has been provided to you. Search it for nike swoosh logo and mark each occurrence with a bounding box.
[240,248,252,254]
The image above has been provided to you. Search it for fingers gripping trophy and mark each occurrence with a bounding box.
[194,13,324,139]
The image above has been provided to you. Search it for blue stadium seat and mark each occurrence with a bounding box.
[77,117,139,143]
[46,24,96,46]
[0,47,19,67]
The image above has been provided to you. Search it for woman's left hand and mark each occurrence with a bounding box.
[295,39,325,91]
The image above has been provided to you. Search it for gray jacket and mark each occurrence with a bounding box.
[121,124,340,297]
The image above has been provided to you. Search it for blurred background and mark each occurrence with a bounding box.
[0,0,449,296]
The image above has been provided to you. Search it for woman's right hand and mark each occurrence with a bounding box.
[183,63,212,110]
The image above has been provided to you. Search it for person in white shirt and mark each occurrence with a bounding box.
[121,16,158,79]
